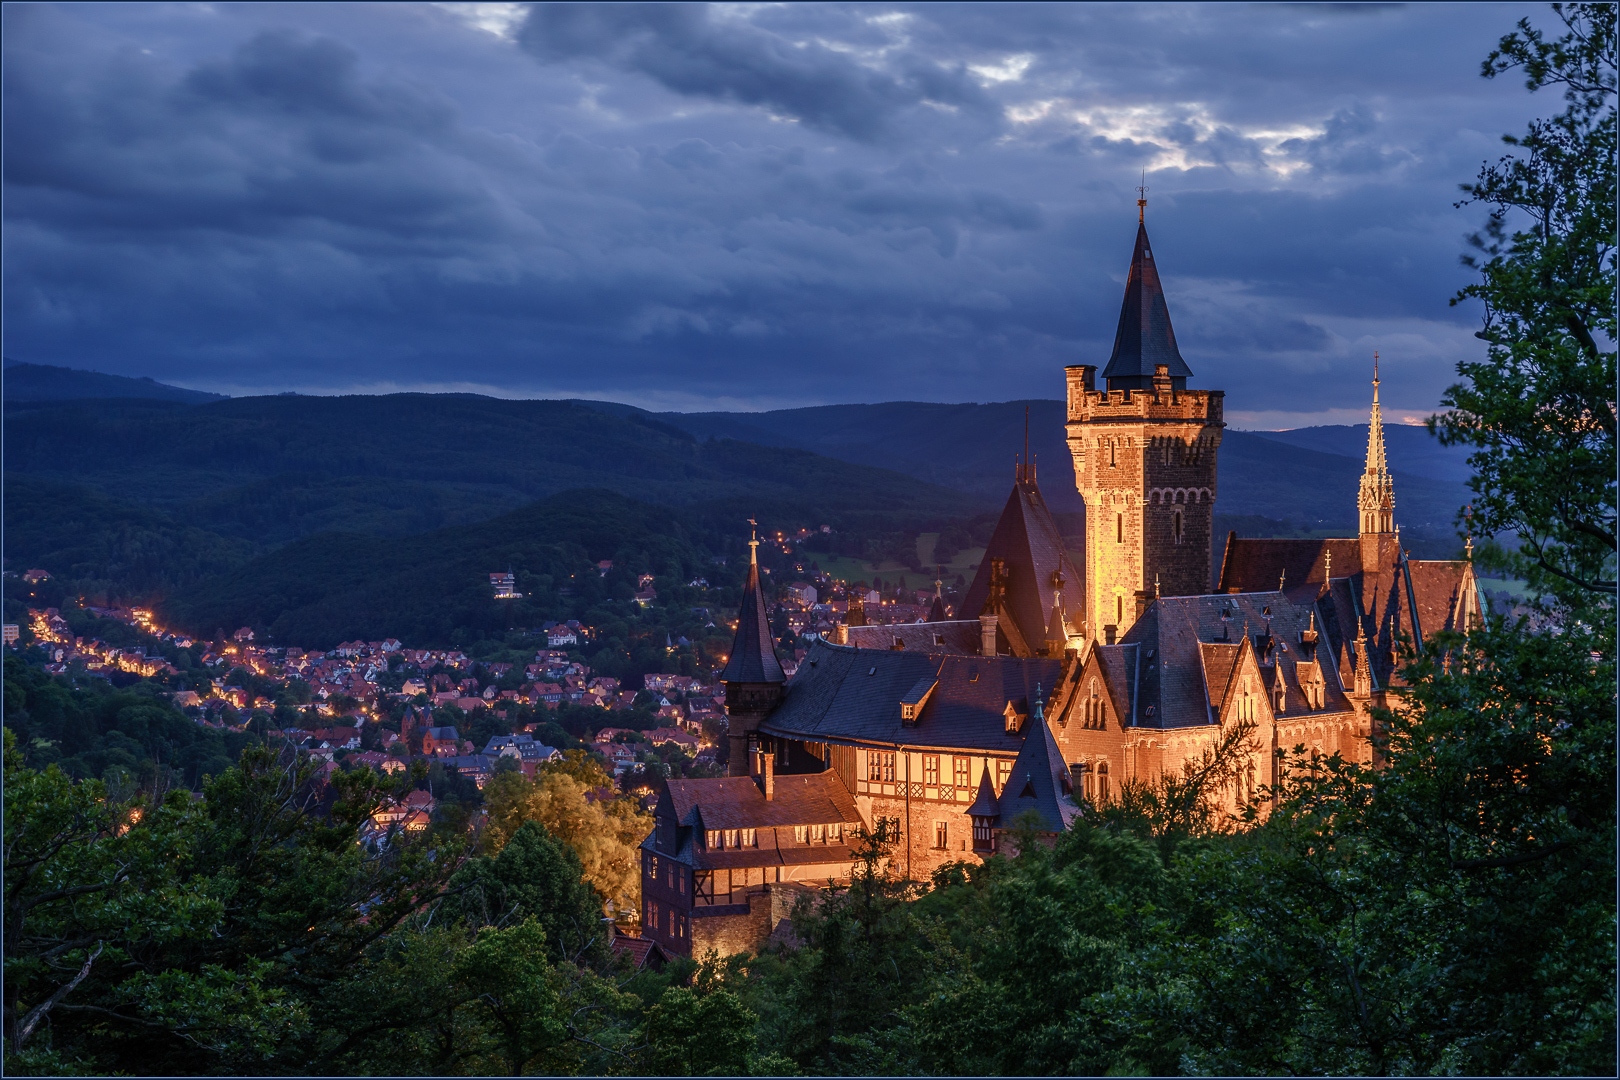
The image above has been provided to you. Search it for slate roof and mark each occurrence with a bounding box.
[842,620,981,655]
[1118,591,1354,727]
[958,478,1085,654]
[967,766,1000,817]
[996,698,1081,832]
[762,638,1062,754]
[1102,220,1194,389]
[722,543,785,685]
[1218,536,1363,594]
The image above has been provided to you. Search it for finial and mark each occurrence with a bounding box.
[1022,405,1031,483]
[1154,572,1160,599]
[1323,548,1332,579]
[1137,169,1147,223]
[1464,534,1474,561]
[1372,350,1381,394]
[748,518,759,566]
[1278,567,1286,591]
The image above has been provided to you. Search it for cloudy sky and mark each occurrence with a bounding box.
[3,2,1549,426]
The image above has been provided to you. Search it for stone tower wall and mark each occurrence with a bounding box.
[1065,365,1223,639]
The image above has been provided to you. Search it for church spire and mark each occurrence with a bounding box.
[1358,353,1396,536]
[722,519,785,685]
[1102,204,1194,392]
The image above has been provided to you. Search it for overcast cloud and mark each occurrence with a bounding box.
[1,2,1547,425]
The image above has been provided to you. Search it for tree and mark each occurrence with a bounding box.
[1436,2,1617,600]
[481,767,651,915]
[449,821,610,968]
[640,985,757,1076]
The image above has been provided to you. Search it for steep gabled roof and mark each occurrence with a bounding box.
[722,532,785,685]
[1102,220,1193,388]
[958,478,1085,654]
[996,696,1081,833]
[762,638,1061,754]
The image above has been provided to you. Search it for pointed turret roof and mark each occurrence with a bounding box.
[967,763,1000,819]
[959,475,1085,655]
[996,691,1081,832]
[721,523,785,685]
[1102,218,1193,390]
[1358,353,1396,535]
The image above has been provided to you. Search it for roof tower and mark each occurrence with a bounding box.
[721,520,785,684]
[1101,194,1193,391]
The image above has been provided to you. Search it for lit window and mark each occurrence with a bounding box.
[724,829,738,848]
[740,828,757,847]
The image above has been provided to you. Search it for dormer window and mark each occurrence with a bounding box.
[724,828,738,848]
[1004,701,1023,733]
[740,828,757,847]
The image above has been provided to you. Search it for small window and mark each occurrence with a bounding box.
[810,824,826,843]
[724,828,738,848]
[830,824,843,843]
[996,759,1012,792]
[740,828,757,847]
[1097,762,1110,804]
[677,870,685,895]
[867,750,896,783]
[1172,508,1184,545]
[794,825,808,843]
[923,754,940,786]
[934,821,949,850]
[1116,513,1124,543]
[953,756,970,788]
[1116,595,1124,623]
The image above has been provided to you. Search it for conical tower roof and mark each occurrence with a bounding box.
[995,691,1081,832]
[1102,218,1193,390]
[721,523,785,685]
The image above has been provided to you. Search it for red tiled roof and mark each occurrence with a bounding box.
[664,773,860,832]
[1218,537,1363,594]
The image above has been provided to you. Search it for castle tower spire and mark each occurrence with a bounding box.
[721,518,785,776]
[1358,353,1396,536]
[1102,201,1193,392]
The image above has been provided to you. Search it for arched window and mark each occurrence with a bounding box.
[1097,762,1110,804]
[1115,595,1124,624]
[1088,678,1101,727]
[1172,508,1184,545]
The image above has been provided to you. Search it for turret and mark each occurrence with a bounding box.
[722,520,785,776]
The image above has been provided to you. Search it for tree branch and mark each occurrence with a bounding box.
[14,942,102,1048]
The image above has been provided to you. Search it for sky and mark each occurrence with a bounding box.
[1,2,1552,427]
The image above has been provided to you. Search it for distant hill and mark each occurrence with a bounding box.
[3,394,980,543]
[2,360,226,404]
[582,399,1475,539]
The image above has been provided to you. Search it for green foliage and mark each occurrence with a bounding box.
[449,821,610,967]
[1437,2,1617,600]
[2,654,250,787]
[641,984,757,1076]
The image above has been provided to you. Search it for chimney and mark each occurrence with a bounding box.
[760,752,775,800]
[979,613,999,657]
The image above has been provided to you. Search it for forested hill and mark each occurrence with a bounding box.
[2,359,226,403]
[587,398,1474,536]
[4,394,979,544]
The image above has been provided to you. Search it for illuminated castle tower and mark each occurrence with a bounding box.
[1066,196,1224,641]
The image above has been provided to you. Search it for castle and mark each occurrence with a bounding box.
[639,204,1485,959]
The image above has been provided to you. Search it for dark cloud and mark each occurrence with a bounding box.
[518,3,998,142]
[0,2,1546,422]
